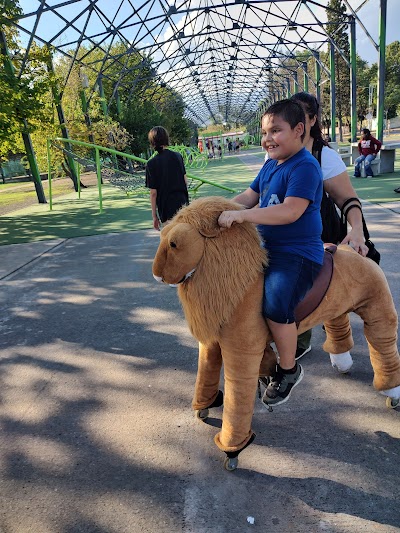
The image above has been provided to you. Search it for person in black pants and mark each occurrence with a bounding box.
[145,126,189,230]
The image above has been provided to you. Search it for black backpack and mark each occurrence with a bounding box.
[312,139,345,245]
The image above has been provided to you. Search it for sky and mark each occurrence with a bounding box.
[17,0,400,66]
[352,0,400,64]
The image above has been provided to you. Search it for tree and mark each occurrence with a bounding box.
[326,0,350,141]
[379,41,400,119]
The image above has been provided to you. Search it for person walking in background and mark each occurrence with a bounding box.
[145,126,189,230]
[354,128,382,178]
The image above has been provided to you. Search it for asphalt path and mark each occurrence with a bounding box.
[0,198,399,532]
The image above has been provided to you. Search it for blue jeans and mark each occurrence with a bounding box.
[354,154,376,176]
[263,252,322,324]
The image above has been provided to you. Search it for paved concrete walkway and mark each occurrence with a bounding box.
[0,199,399,532]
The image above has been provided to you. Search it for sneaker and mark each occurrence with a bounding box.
[262,364,304,407]
[394,187,400,193]
[295,345,311,361]
[353,173,361,178]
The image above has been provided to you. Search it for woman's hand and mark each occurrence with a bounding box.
[218,210,244,228]
[341,228,369,256]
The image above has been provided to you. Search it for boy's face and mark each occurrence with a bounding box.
[261,113,304,164]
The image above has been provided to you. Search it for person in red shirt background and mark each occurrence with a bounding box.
[354,128,382,177]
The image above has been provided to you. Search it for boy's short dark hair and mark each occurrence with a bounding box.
[148,126,170,152]
[262,99,306,140]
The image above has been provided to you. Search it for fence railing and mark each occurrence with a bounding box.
[47,137,236,213]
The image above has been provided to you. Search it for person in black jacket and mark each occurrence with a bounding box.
[145,126,189,230]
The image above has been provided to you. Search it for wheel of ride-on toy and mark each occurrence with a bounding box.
[195,408,209,420]
[386,396,400,409]
[223,456,238,471]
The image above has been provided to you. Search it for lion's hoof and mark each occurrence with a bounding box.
[386,397,400,409]
[223,456,238,471]
[330,352,353,373]
[195,408,209,421]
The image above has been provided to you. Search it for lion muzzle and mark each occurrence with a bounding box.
[153,268,197,287]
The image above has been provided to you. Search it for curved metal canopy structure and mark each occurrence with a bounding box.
[5,1,380,126]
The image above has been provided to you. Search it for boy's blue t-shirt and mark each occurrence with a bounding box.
[250,147,324,264]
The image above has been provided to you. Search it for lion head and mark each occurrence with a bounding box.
[152,196,267,344]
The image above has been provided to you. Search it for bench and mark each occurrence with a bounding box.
[360,157,380,177]
[379,145,396,173]
[337,145,351,166]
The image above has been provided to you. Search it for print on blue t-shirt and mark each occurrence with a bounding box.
[250,147,324,264]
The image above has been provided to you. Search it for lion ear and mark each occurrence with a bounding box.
[198,227,221,238]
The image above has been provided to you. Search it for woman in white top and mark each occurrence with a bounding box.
[290,92,369,359]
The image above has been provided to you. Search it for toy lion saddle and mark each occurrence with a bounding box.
[294,245,337,325]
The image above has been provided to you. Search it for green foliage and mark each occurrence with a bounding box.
[0,31,53,157]
[326,0,350,138]
[121,100,161,155]
[381,41,400,118]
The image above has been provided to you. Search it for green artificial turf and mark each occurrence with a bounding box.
[1,147,399,246]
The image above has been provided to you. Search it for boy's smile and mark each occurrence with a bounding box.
[261,114,304,164]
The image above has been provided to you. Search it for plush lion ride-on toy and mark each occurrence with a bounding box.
[152,196,400,471]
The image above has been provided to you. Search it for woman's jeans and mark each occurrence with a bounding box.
[354,154,376,177]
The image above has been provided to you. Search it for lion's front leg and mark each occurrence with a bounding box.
[214,276,267,454]
[192,342,223,411]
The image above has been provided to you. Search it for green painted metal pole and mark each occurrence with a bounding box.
[94,147,103,213]
[79,88,95,144]
[303,62,309,93]
[97,75,108,117]
[330,42,337,143]
[47,139,53,211]
[314,52,321,105]
[349,16,357,143]
[115,87,121,118]
[46,52,79,191]
[293,71,298,95]
[0,29,46,203]
[77,162,81,199]
[376,0,387,142]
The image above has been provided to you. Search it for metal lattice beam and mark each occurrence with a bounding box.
[2,0,378,126]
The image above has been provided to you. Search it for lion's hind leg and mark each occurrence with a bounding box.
[323,313,354,373]
[356,296,400,392]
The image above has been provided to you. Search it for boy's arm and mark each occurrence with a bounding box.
[232,187,259,208]
[218,196,309,228]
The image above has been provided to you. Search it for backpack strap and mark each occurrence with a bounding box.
[340,197,370,240]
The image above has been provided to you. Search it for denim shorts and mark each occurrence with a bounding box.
[263,252,322,324]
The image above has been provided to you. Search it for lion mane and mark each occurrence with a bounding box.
[171,196,267,344]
